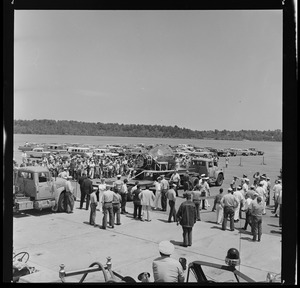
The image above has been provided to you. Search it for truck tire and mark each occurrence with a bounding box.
[57,192,66,212]
[216,174,224,186]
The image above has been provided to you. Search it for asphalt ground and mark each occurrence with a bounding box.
[13,155,282,283]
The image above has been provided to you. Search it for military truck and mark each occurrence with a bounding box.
[185,157,224,187]
[13,166,70,212]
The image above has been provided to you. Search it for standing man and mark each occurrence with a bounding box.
[152,241,185,282]
[120,178,128,214]
[166,184,177,223]
[242,193,253,231]
[160,175,170,212]
[101,186,114,229]
[199,176,210,209]
[170,169,181,197]
[98,178,107,212]
[176,192,197,247]
[81,175,93,210]
[225,156,229,168]
[250,196,264,242]
[89,186,98,226]
[272,179,282,217]
[64,175,74,213]
[213,188,224,224]
[153,177,162,210]
[278,188,282,227]
[132,184,143,220]
[233,186,245,223]
[256,181,266,215]
[230,176,239,191]
[139,185,156,222]
[191,183,202,221]
[78,172,87,209]
[112,188,122,226]
[182,170,190,192]
[242,178,250,196]
[221,188,238,232]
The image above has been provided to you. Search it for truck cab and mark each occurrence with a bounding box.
[188,157,224,186]
[14,166,67,212]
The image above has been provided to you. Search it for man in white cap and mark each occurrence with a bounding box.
[160,175,170,212]
[256,181,266,215]
[220,188,238,231]
[242,178,250,196]
[199,175,210,209]
[272,179,282,216]
[152,240,185,282]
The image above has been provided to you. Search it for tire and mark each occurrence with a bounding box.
[57,192,66,212]
[215,174,224,186]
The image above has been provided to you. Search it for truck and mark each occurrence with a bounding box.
[13,166,70,213]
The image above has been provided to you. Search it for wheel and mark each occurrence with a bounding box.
[215,174,224,186]
[57,192,66,212]
[13,252,29,263]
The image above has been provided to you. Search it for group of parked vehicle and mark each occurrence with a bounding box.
[18,142,264,161]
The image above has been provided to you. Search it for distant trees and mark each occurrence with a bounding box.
[13,119,282,141]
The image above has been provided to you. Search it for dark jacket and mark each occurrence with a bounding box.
[82,178,93,194]
[78,175,87,189]
[132,188,142,205]
[176,200,197,228]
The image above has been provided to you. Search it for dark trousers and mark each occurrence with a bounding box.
[222,206,235,231]
[133,203,142,219]
[161,190,167,211]
[112,203,121,225]
[120,193,127,213]
[279,204,282,226]
[193,200,201,220]
[80,189,90,210]
[102,203,113,229]
[244,211,252,230]
[182,226,193,246]
[89,203,97,225]
[168,200,176,222]
[251,215,262,240]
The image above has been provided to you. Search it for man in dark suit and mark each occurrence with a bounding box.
[78,173,91,210]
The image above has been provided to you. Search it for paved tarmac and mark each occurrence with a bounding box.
[13,187,281,283]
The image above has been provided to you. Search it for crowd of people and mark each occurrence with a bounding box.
[13,152,282,283]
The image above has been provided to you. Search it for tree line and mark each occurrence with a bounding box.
[14,119,282,141]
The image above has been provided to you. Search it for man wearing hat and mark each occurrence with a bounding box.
[250,196,264,242]
[272,179,282,216]
[170,169,181,197]
[152,240,185,282]
[242,178,250,196]
[64,175,74,213]
[81,174,93,210]
[166,184,177,222]
[176,192,197,247]
[230,176,239,191]
[89,184,98,226]
[220,188,238,231]
[160,175,170,212]
[256,181,266,215]
[153,178,162,210]
[233,186,245,222]
[199,176,210,210]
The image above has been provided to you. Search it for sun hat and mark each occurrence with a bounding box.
[158,241,174,255]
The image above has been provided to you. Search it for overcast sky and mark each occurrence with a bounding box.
[14,10,282,131]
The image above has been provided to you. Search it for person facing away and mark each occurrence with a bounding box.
[139,185,155,222]
[160,175,170,212]
[153,177,162,210]
[81,175,93,210]
[112,187,122,226]
[191,182,202,221]
[101,186,114,229]
[152,240,185,283]
[89,187,98,226]
[176,192,197,247]
[132,184,143,220]
[221,188,238,232]
[213,188,224,224]
[166,184,177,222]
[250,195,264,242]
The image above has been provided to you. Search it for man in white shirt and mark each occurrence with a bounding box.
[152,241,185,282]
[153,178,162,210]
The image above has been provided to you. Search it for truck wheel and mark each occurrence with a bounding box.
[216,174,224,186]
[57,192,66,212]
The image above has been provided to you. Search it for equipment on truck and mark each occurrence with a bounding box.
[13,166,70,212]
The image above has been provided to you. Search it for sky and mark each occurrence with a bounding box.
[14,10,282,131]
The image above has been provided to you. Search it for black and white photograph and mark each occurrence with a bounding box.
[4,0,297,284]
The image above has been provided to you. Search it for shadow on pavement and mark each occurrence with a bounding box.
[210,225,223,230]
[270,230,281,234]
[157,219,170,223]
[240,236,253,241]
[170,240,182,246]
[268,224,279,227]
